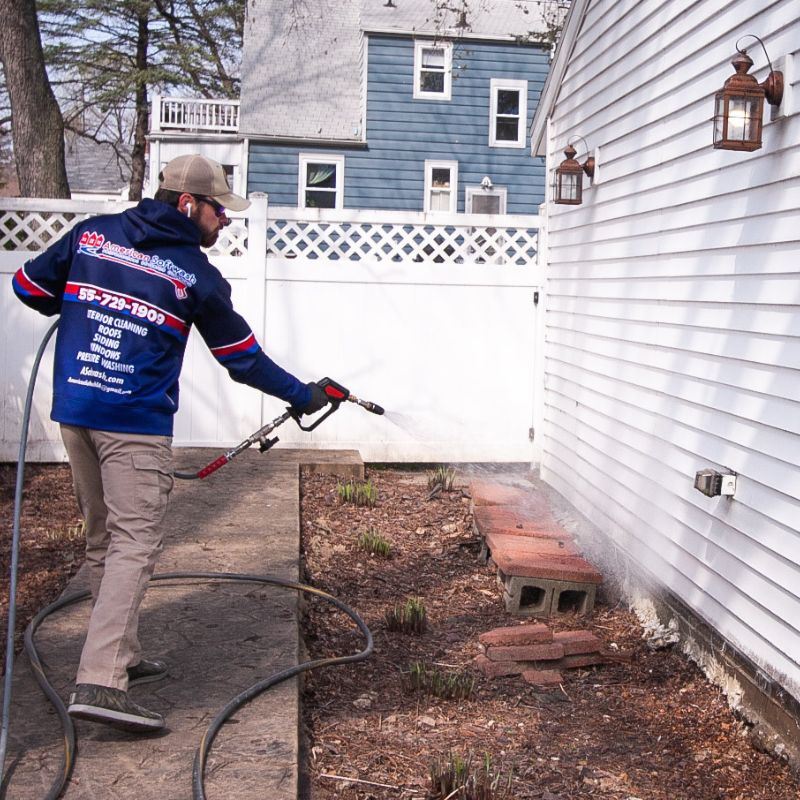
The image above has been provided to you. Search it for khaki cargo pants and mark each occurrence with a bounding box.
[61,425,174,691]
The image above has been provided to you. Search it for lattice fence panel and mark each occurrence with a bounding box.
[267,219,538,265]
[0,210,250,258]
[207,221,249,257]
[0,211,91,251]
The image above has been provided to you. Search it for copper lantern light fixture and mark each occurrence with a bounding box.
[713,35,783,152]
[554,138,595,205]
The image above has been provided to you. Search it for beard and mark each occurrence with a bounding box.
[200,229,219,248]
[190,206,220,248]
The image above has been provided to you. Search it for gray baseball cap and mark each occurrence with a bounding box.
[159,154,250,212]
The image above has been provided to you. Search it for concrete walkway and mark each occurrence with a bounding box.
[4,448,362,800]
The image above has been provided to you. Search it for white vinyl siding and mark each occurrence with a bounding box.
[539,0,800,700]
[413,40,452,100]
[489,78,527,147]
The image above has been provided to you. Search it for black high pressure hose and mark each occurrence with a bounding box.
[1,320,374,800]
[22,574,373,800]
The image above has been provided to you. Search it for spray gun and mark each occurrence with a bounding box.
[174,377,384,480]
[292,377,384,430]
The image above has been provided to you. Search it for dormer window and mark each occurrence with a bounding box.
[414,40,452,101]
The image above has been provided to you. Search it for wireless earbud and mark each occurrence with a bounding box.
[185,203,193,217]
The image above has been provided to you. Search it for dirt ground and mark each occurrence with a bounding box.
[2,463,800,799]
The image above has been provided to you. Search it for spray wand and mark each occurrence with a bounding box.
[174,377,384,480]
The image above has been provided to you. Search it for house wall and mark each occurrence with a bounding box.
[538,0,800,701]
[248,35,549,213]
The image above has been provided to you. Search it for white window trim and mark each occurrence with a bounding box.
[298,153,345,209]
[413,40,453,101]
[465,185,507,214]
[424,160,458,214]
[489,78,528,148]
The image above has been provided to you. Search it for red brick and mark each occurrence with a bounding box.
[485,532,579,557]
[522,668,563,687]
[469,481,534,507]
[473,654,526,677]
[601,649,633,663]
[553,630,603,656]
[485,642,565,662]
[473,506,564,539]
[493,551,603,584]
[479,623,553,647]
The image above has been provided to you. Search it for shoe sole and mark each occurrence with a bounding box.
[68,703,164,732]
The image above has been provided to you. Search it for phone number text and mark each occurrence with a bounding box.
[77,286,166,326]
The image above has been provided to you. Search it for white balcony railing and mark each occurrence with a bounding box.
[150,95,240,134]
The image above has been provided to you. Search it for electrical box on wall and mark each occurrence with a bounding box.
[694,469,737,498]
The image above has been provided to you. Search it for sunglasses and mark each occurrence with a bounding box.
[198,196,227,218]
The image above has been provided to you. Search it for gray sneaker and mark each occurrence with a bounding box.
[127,658,168,686]
[68,684,165,732]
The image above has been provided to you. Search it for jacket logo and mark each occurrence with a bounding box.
[76,232,196,300]
[78,231,105,254]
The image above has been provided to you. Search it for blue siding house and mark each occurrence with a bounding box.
[239,0,553,215]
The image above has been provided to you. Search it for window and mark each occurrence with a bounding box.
[489,79,528,148]
[465,185,507,262]
[298,154,344,209]
[414,40,452,100]
[465,185,507,214]
[424,160,458,213]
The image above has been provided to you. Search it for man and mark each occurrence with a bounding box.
[12,154,328,732]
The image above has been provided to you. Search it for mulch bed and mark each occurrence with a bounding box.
[299,467,800,800]
[0,463,83,660]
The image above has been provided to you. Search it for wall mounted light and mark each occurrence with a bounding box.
[713,35,783,152]
[694,469,737,498]
[554,137,595,205]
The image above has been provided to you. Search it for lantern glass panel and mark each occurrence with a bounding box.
[556,171,581,204]
[727,96,760,143]
[713,93,726,144]
[713,90,764,150]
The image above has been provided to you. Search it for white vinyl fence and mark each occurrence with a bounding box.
[0,198,541,463]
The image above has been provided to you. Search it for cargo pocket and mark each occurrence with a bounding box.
[132,451,174,523]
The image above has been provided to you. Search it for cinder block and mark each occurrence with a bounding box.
[499,571,598,618]
[550,582,598,616]
[522,668,563,687]
[478,539,492,564]
[473,654,527,678]
[479,623,553,647]
[500,580,552,617]
[553,630,602,655]
[485,642,564,662]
